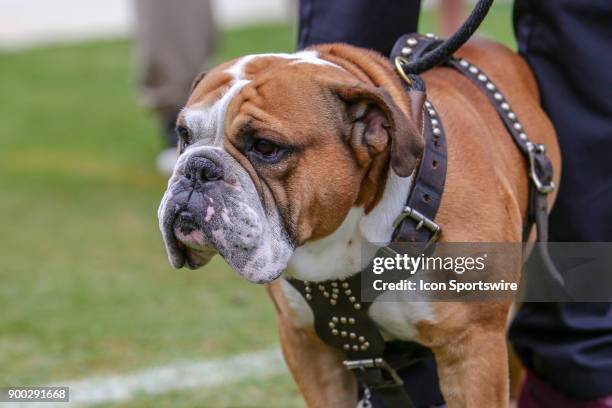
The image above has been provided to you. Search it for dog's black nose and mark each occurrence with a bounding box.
[185,156,223,184]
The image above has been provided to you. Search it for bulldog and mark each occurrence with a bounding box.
[158,39,560,407]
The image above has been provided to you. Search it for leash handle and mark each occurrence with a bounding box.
[401,0,494,74]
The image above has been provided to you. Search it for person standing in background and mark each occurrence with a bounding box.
[133,0,216,175]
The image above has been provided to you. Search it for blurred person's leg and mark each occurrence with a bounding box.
[510,0,612,405]
[298,3,447,407]
[438,0,465,38]
[134,0,216,174]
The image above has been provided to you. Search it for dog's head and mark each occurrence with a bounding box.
[158,45,423,283]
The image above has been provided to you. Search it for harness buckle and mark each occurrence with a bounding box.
[526,142,555,194]
[343,358,404,387]
[393,206,441,245]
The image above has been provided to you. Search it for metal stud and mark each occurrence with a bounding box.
[305,286,311,293]
[508,112,517,120]
[341,331,347,337]
[305,294,312,300]
[345,290,352,296]
[431,119,439,126]
[332,329,339,335]
[428,109,436,117]
[486,82,496,91]
[332,288,339,293]
[426,33,436,38]
[477,73,487,82]
[433,128,441,136]
[407,38,418,46]
[361,345,368,351]
[469,66,479,74]
[348,318,355,324]
[340,317,347,324]
[343,344,350,350]
[342,282,349,288]
[353,345,359,351]
[424,101,432,108]
[519,132,528,141]
[358,336,365,342]
[330,299,337,305]
[459,59,469,68]
[501,102,510,111]
[318,285,325,291]
[349,296,356,303]
[494,92,503,101]
[513,122,523,131]
[323,292,330,298]
[332,316,339,323]
[363,342,370,348]
[354,303,361,310]
[329,322,335,328]
[401,47,412,56]
[331,293,338,299]
[349,333,356,339]
[331,282,338,287]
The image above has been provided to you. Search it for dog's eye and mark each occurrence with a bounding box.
[176,126,191,154]
[251,139,280,158]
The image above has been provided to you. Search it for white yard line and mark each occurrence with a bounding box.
[0,348,287,407]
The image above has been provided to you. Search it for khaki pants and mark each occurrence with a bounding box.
[134,0,216,111]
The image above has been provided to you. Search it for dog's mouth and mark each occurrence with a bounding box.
[174,211,206,248]
[170,210,217,269]
[159,186,293,283]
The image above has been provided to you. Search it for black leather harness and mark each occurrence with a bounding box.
[288,33,556,408]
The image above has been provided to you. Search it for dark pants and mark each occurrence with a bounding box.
[509,0,612,401]
[298,0,612,404]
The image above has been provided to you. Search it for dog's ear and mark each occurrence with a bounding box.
[334,83,423,177]
[190,71,208,93]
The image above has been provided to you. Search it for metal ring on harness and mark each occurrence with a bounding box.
[526,142,556,194]
[394,56,413,86]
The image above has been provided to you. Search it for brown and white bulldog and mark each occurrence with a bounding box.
[158,39,560,407]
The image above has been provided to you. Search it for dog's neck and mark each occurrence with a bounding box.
[285,170,413,282]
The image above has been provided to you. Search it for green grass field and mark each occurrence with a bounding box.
[0,5,513,407]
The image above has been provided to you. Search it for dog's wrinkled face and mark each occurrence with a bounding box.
[158,48,422,283]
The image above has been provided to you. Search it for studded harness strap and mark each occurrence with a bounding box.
[287,33,556,408]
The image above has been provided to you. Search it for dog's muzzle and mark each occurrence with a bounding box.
[158,146,293,283]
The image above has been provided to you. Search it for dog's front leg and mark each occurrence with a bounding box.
[267,281,357,408]
[433,328,510,408]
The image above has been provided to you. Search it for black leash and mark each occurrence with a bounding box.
[398,0,494,74]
